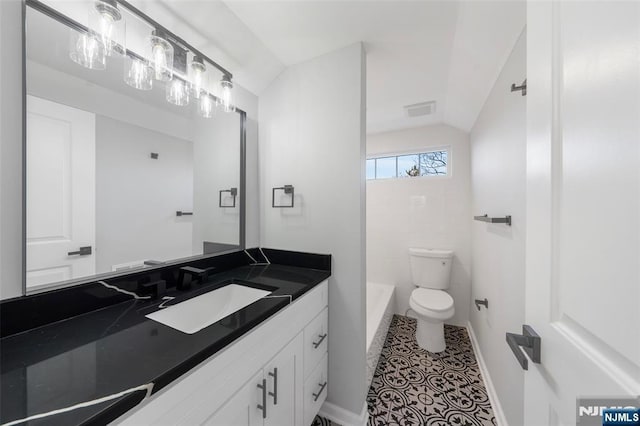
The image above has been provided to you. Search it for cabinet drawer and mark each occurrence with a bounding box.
[303,353,328,426]
[303,307,328,378]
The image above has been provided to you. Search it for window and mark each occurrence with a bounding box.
[366,149,448,180]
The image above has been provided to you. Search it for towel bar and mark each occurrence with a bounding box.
[474,214,511,226]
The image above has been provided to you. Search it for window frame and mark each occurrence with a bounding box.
[366,146,451,181]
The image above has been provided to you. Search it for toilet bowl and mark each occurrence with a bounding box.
[410,288,455,352]
[408,248,455,353]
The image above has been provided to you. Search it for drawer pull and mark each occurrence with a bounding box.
[268,367,278,405]
[257,379,267,418]
[312,333,327,349]
[312,381,327,401]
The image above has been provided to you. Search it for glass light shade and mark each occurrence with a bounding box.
[166,78,190,106]
[189,56,208,99]
[219,77,234,113]
[69,29,106,70]
[199,94,215,118]
[124,56,153,90]
[89,0,125,57]
[148,33,173,81]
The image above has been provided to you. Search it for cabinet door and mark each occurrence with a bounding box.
[264,333,303,426]
[203,370,263,426]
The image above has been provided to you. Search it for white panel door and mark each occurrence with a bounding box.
[525,2,639,425]
[26,95,95,290]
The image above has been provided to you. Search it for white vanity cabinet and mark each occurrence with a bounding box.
[113,280,328,426]
[204,334,303,426]
[262,335,304,426]
[201,370,263,426]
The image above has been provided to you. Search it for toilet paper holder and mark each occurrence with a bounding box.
[474,298,488,310]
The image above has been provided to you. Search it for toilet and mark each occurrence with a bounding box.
[408,248,455,352]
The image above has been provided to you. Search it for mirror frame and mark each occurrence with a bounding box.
[21,0,247,295]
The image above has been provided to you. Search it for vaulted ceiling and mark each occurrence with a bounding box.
[131,0,526,134]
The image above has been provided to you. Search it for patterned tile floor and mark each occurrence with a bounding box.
[312,315,495,426]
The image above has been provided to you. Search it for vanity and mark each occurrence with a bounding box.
[1,2,335,425]
[0,248,331,425]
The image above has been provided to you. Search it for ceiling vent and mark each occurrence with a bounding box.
[403,101,436,118]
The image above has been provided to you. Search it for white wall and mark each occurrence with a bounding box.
[0,0,23,299]
[469,30,526,426]
[259,43,367,419]
[95,116,194,272]
[367,124,471,326]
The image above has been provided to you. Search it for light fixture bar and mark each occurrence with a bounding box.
[27,0,88,36]
[26,0,242,114]
[25,0,233,80]
[27,0,143,71]
[115,0,233,80]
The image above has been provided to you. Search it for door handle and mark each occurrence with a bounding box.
[268,367,278,405]
[67,246,92,256]
[506,324,541,370]
[257,378,267,419]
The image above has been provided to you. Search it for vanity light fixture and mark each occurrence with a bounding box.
[148,29,173,82]
[124,54,153,90]
[219,74,234,113]
[69,29,106,70]
[36,0,238,112]
[167,77,190,106]
[90,0,125,57]
[189,56,207,99]
[166,46,189,106]
[199,93,215,118]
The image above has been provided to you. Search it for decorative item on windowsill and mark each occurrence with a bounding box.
[406,165,420,177]
[272,185,294,208]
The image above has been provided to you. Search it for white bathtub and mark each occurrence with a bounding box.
[366,281,395,389]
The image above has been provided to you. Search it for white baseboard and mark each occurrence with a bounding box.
[318,400,369,426]
[466,321,508,426]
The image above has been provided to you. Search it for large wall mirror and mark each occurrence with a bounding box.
[24,0,246,294]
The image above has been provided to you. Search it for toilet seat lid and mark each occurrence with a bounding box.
[411,289,454,312]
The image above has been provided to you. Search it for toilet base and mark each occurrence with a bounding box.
[415,317,446,353]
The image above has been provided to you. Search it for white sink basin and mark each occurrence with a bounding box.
[146,284,271,334]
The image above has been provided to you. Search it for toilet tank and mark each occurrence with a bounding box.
[409,248,454,289]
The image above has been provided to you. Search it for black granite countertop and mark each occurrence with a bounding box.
[0,249,331,426]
